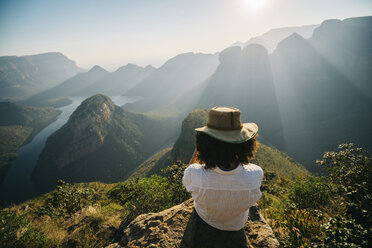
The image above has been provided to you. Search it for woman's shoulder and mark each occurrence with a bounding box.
[184,163,204,174]
[242,163,264,177]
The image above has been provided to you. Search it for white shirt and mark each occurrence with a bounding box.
[182,163,263,231]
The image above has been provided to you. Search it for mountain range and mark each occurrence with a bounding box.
[0,52,81,101]
[124,52,219,113]
[129,16,372,171]
[1,16,371,174]
[270,16,372,168]
[231,24,318,53]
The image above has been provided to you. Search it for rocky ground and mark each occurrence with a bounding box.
[106,199,279,248]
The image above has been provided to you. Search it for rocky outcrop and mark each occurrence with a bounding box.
[107,199,279,248]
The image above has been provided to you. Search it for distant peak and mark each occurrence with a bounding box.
[125,63,139,68]
[277,32,306,46]
[70,94,115,121]
[145,65,156,70]
[219,46,242,64]
[274,32,310,53]
[85,94,113,104]
[287,32,305,40]
[25,52,64,57]
[230,41,244,47]
[243,43,267,52]
[88,65,108,73]
[115,63,155,73]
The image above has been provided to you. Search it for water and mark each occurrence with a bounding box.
[0,96,140,206]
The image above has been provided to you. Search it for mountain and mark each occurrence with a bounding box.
[270,16,372,170]
[0,52,81,101]
[155,45,285,148]
[124,52,219,113]
[0,102,60,183]
[31,94,178,192]
[231,24,318,53]
[76,64,156,96]
[194,45,284,148]
[130,108,308,180]
[22,65,109,107]
[308,17,372,99]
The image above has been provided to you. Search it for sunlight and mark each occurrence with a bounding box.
[243,0,268,12]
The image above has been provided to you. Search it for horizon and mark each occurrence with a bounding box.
[1,0,372,70]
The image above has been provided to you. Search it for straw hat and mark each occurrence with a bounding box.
[195,107,258,143]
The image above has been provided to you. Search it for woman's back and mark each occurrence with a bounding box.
[182,163,263,231]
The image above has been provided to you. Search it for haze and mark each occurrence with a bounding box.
[0,0,371,70]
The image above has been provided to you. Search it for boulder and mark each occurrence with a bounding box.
[107,199,279,248]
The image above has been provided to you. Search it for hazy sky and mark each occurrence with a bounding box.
[1,0,371,70]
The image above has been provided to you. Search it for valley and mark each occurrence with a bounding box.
[0,96,141,206]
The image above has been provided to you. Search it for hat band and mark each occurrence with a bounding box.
[206,123,243,131]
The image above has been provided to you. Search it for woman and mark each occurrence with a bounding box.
[182,106,263,247]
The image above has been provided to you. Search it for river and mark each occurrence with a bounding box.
[0,96,140,206]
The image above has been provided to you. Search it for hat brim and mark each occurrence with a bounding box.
[195,123,258,144]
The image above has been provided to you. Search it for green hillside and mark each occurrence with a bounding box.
[0,102,60,183]
[0,102,61,140]
[129,147,173,179]
[0,126,32,183]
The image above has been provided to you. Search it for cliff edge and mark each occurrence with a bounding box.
[106,199,279,248]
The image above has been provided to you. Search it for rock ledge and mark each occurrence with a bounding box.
[106,199,279,248]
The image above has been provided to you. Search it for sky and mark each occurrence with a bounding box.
[0,0,371,70]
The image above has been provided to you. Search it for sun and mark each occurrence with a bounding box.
[243,0,268,12]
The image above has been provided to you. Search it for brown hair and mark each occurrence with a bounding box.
[195,132,258,170]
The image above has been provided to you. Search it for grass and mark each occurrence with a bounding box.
[0,126,33,183]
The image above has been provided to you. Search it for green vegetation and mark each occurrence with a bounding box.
[24,97,72,108]
[252,143,308,180]
[0,102,61,140]
[37,180,98,219]
[0,161,189,247]
[261,143,371,247]
[128,147,172,179]
[108,162,189,226]
[0,209,48,248]
[1,143,370,247]
[0,126,32,178]
[0,102,60,184]
[0,126,33,183]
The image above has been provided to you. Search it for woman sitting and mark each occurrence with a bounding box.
[182,106,263,247]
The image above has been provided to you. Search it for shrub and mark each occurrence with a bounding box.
[108,161,190,227]
[290,176,332,209]
[316,143,371,188]
[267,203,325,247]
[37,180,98,218]
[315,216,370,248]
[108,175,175,226]
[317,144,371,229]
[0,209,48,248]
[160,160,190,203]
